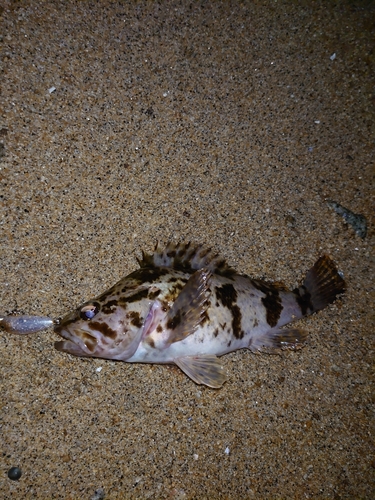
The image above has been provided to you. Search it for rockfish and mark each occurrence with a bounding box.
[2,243,346,388]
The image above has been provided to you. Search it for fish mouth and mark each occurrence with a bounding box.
[54,322,99,356]
[54,339,92,357]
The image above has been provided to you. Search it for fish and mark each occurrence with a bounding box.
[1,243,346,388]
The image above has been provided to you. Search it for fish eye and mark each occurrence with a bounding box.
[80,303,100,320]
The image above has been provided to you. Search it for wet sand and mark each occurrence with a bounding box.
[1,1,374,498]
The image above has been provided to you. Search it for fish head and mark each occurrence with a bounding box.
[54,280,153,361]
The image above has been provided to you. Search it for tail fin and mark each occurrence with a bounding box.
[249,256,345,355]
[293,255,346,315]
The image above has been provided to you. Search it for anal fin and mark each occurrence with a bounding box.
[174,355,227,388]
[249,328,308,354]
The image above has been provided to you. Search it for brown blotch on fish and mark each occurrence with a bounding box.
[216,283,237,308]
[119,288,149,304]
[98,287,119,302]
[148,288,161,300]
[130,267,170,283]
[101,300,118,314]
[200,309,210,326]
[261,291,283,328]
[167,276,179,283]
[128,311,143,328]
[164,282,187,303]
[252,279,283,327]
[293,286,313,316]
[88,321,117,339]
[121,281,142,294]
[146,337,156,349]
[81,332,98,351]
[231,304,244,339]
[216,284,245,339]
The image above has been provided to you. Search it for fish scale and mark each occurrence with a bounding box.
[1,243,346,388]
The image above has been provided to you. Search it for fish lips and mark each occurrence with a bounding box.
[54,319,99,356]
[54,339,92,357]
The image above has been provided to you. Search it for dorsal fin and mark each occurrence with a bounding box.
[137,242,235,277]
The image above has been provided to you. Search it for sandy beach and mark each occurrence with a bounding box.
[1,1,374,498]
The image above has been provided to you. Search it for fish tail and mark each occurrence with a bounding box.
[249,256,346,354]
[294,255,346,314]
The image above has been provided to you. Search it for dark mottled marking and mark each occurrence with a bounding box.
[88,321,117,339]
[164,281,187,303]
[146,337,156,348]
[293,285,313,316]
[101,300,118,314]
[98,287,117,302]
[220,322,226,330]
[227,340,232,347]
[129,267,170,283]
[200,309,210,326]
[252,279,284,327]
[261,292,283,327]
[121,281,142,294]
[81,332,98,351]
[216,283,237,308]
[213,328,219,337]
[148,288,161,300]
[156,324,163,333]
[119,288,149,304]
[166,310,182,330]
[216,284,244,339]
[253,318,259,327]
[231,304,244,339]
[174,261,195,273]
[167,250,176,258]
[128,311,143,328]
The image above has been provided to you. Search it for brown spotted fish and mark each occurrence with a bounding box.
[2,243,346,388]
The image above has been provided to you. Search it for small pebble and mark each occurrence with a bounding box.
[8,467,22,480]
[90,488,105,500]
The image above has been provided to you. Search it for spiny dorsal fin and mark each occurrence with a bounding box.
[137,242,235,277]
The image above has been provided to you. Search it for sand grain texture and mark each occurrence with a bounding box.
[0,1,374,498]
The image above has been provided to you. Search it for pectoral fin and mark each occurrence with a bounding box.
[174,355,227,388]
[164,268,211,345]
